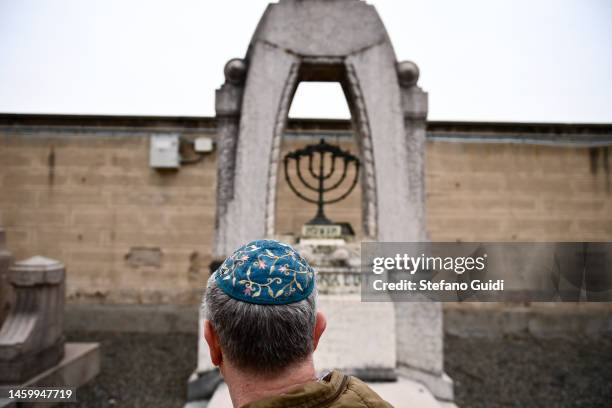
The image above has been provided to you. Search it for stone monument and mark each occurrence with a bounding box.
[189,1,454,406]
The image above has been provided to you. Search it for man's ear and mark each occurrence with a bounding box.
[204,320,223,366]
[313,311,327,351]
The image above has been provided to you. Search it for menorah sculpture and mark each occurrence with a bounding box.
[284,139,360,238]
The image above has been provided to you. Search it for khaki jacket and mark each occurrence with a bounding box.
[243,371,394,408]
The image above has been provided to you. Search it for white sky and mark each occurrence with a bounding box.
[0,0,611,123]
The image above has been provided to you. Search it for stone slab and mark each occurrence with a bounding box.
[0,342,100,408]
[314,295,396,375]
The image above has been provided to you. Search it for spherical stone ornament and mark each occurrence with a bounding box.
[397,60,420,87]
[224,58,247,85]
[213,239,315,305]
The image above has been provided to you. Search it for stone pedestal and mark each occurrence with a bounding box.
[0,343,100,408]
[27,343,99,388]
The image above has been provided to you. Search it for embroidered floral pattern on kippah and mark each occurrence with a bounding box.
[215,240,315,304]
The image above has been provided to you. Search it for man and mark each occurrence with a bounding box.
[203,239,393,408]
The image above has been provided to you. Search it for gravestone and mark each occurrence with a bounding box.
[0,255,100,406]
[0,257,67,383]
[190,0,454,406]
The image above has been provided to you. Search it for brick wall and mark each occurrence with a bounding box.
[1,130,610,304]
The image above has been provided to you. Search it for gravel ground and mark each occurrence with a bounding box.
[66,331,612,407]
[446,335,612,408]
[65,332,197,408]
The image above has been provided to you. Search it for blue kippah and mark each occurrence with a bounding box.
[214,240,315,305]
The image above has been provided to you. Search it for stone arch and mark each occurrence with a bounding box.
[214,0,428,257]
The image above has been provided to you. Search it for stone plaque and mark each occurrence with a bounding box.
[301,224,342,239]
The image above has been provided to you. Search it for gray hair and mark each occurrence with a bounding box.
[203,276,317,374]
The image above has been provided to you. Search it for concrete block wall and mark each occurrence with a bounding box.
[0,131,216,304]
[1,130,610,304]
[426,141,612,242]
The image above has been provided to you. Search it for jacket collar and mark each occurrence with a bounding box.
[243,370,349,408]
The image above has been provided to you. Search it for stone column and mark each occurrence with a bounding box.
[198,57,249,377]
[214,44,300,256]
[392,62,454,402]
[214,58,247,257]
[0,256,66,384]
[398,61,428,233]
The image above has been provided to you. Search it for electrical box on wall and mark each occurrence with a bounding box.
[194,137,214,153]
[150,134,180,169]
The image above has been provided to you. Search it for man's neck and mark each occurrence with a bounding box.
[221,357,317,408]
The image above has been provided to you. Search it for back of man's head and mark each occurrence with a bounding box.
[203,240,318,374]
